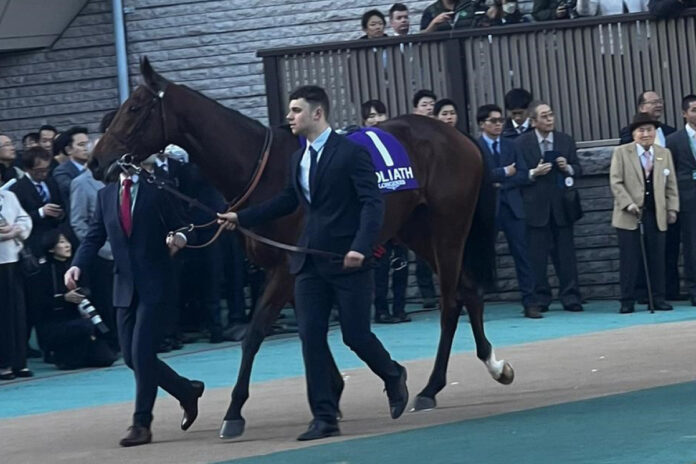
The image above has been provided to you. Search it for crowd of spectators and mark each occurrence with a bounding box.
[357,0,692,38]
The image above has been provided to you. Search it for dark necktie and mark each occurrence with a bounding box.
[120,178,133,236]
[492,140,501,167]
[35,183,49,203]
[308,146,318,197]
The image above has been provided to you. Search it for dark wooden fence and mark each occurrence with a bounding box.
[259,10,696,146]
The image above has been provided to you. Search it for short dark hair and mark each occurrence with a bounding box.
[504,88,533,111]
[41,228,65,256]
[681,94,696,112]
[434,99,458,117]
[476,104,503,123]
[289,85,330,119]
[362,9,386,29]
[100,110,118,133]
[637,90,657,108]
[22,132,39,146]
[528,100,550,119]
[389,3,408,17]
[361,99,388,121]
[21,146,52,170]
[39,124,57,135]
[413,89,437,108]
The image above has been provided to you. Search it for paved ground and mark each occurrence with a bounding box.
[1,301,695,463]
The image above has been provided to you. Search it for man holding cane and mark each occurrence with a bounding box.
[610,113,679,314]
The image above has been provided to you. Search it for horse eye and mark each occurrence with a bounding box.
[128,105,139,112]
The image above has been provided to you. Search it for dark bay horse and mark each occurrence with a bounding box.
[91,57,514,438]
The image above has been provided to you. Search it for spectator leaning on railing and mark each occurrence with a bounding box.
[360,9,388,39]
[420,0,488,32]
[649,0,696,16]
[533,0,578,20]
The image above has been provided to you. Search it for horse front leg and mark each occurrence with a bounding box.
[461,278,514,386]
[219,264,294,439]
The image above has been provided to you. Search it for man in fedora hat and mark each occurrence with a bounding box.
[610,112,679,313]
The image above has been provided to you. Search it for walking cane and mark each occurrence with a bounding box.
[637,210,655,314]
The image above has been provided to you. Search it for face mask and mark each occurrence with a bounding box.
[502,2,517,13]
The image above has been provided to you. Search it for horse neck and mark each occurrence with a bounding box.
[168,85,268,200]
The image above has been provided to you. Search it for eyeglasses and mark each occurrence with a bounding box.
[485,118,505,124]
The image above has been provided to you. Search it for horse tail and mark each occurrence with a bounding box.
[461,138,497,290]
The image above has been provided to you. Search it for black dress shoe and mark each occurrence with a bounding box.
[119,425,152,447]
[563,303,584,312]
[13,368,33,378]
[619,304,635,314]
[422,298,438,310]
[297,419,340,441]
[374,313,398,324]
[652,301,673,311]
[539,306,549,313]
[385,363,408,419]
[0,369,15,380]
[523,307,543,319]
[181,380,205,431]
[393,313,412,323]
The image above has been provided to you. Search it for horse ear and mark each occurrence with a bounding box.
[139,56,161,90]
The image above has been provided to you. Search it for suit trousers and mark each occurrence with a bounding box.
[0,263,27,369]
[681,210,696,298]
[527,217,582,307]
[116,294,194,428]
[294,257,399,423]
[87,257,118,350]
[415,258,436,301]
[497,203,536,307]
[665,219,681,298]
[617,210,666,304]
[374,242,408,316]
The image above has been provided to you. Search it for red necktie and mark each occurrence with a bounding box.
[120,178,133,236]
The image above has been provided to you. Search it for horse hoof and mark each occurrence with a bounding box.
[496,362,515,385]
[410,395,436,411]
[219,419,246,439]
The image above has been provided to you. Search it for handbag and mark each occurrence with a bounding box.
[17,244,40,277]
[563,187,584,223]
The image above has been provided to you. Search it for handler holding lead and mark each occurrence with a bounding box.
[218,85,408,441]
[610,112,679,314]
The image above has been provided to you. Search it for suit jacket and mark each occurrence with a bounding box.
[515,130,582,227]
[72,180,190,308]
[10,175,65,254]
[53,160,83,208]
[666,128,696,212]
[619,123,676,145]
[502,119,533,140]
[477,136,529,219]
[238,131,384,275]
[610,143,679,231]
[70,170,112,259]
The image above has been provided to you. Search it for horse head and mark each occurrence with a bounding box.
[90,57,175,181]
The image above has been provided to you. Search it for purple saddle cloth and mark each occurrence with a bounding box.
[347,128,419,193]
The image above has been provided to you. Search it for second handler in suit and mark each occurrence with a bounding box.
[218,85,408,441]
[516,101,584,312]
[64,168,205,447]
[611,112,679,313]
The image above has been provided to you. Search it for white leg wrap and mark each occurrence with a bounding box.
[484,350,504,379]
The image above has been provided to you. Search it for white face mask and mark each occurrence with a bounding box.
[502,2,518,13]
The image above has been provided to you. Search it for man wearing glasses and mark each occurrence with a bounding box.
[476,104,542,318]
[619,91,680,301]
[516,101,584,314]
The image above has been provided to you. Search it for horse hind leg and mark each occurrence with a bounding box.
[219,264,294,439]
[460,275,514,385]
[411,233,465,411]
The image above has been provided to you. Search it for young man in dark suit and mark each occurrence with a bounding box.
[476,104,541,318]
[218,85,408,441]
[52,126,90,209]
[667,94,696,305]
[65,166,204,447]
[502,88,534,139]
[515,100,584,312]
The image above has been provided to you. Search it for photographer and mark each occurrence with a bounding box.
[481,0,530,26]
[533,0,577,20]
[29,230,116,370]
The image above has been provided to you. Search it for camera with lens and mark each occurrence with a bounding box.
[75,288,109,334]
[563,0,578,18]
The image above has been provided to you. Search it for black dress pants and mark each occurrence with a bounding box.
[294,258,399,423]
[617,210,666,304]
[680,210,696,299]
[374,242,408,317]
[527,217,582,307]
[116,294,195,428]
[0,263,27,370]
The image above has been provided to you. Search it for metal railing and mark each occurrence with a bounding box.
[259,10,696,145]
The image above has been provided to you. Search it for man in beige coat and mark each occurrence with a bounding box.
[610,112,679,313]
